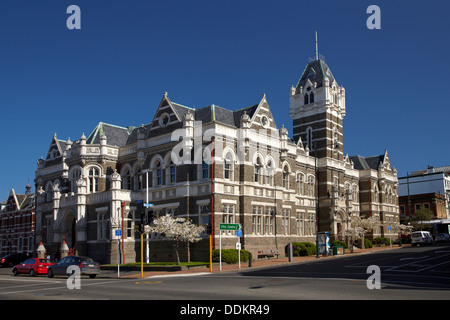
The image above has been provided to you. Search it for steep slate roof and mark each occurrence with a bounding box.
[295,59,335,91]
[86,122,131,147]
[350,154,385,171]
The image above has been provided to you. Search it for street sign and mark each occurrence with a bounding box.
[143,203,154,208]
[236,230,242,237]
[235,242,241,250]
[115,230,122,237]
[219,223,242,231]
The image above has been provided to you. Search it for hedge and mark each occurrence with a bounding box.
[212,249,250,264]
[285,242,317,257]
[373,237,391,246]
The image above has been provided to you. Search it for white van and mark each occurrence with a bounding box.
[411,231,434,246]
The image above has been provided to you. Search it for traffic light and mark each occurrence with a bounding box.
[140,213,145,233]
[146,209,154,225]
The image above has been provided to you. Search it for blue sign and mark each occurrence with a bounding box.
[144,203,154,208]
[115,230,122,237]
[236,230,242,237]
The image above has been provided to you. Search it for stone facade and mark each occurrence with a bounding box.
[33,57,400,264]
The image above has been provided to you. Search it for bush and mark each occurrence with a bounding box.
[364,238,373,248]
[212,249,249,264]
[331,240,347,249]
[373,237,391,246]
[286,242,317,257]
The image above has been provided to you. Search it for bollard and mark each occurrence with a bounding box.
[289,243,293,262]
[248,252,252,267]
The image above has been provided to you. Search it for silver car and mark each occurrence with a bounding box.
[47,256,100,278]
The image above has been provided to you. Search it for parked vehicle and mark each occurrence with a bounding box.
[12,258,55,276]
[435,233,450,242]
[411,231,434,246]
[47,256,100,278]
[0,253,31,267]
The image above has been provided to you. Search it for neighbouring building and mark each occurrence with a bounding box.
[0,185,35,257]
[34,55,400,264]
[398,166,450,229]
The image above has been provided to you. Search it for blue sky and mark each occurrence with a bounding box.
[1,0,449,201]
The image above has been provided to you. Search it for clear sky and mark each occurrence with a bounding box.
[1,0,449,201]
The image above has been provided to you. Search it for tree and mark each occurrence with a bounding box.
[411,208,434,230]
[350,216,380,249]
[145,214,205,265]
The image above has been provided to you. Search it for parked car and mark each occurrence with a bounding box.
[0,253,31,267]
[435,233,450,242]
[411,231,434,246]
[12,258,55,276]
[47,256,100,278]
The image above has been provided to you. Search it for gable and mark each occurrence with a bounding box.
[248,94,277,131]
[148,93,190,136]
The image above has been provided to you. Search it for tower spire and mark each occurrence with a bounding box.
[315,30,319,61]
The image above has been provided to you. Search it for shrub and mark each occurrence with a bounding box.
[286,242,317,257]
[373,237,391,246]
[331,240,347,248]
[212,249,249,264]
[364,238,373,248]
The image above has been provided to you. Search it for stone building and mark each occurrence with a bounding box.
[34,56,400,263]
[0,185,35,257]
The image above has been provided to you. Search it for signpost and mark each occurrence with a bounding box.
[115,229,122,278]
[219,223,242,271]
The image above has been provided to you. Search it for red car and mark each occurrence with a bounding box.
[13,258,55,276]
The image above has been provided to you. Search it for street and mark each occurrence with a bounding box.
[0,243,449,304]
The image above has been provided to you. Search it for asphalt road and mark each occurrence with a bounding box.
[0,243,449,306]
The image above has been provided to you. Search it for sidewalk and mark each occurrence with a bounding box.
[108,244,410,279]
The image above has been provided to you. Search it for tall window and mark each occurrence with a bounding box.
[304,94,309,105]
[306,127,313,151]
[202,161,209,179]
[126,212,134,239]
[70,169,81,192]
[122,167,131,190]
[254,158,262,183]
[282,209,290,235]
[252,206,263,235]
[264,207,274,235]
[224,153,233,180]
[282,166,289,189]
[296,212,304,235]
[97,212,108,240]
[265,160,274,186]
[309,92,314,103]
[169,159,176,184]
[297,173,304,195]
[88,167,100,193]
[154,160,163,186]
[134,166,143,190]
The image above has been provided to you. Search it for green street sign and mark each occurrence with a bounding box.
[219,223,242,231]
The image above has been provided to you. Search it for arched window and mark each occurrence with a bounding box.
[134,166,143,190]
[265,160,274,186]
[282,166,289,189]
[168,158,176,184]
[307,175,315,197]
[254,158,262,183]
[122,167,131,190]
[297,173,304,195]
[304,94,309,105]
[45,183,53,202]
[88,167,100,193]
[224,152,233,180]
[154,160,163,186]
[309,92,314,103]
[69,168,81,192]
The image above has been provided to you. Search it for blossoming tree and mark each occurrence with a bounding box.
[145,214,205,265]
